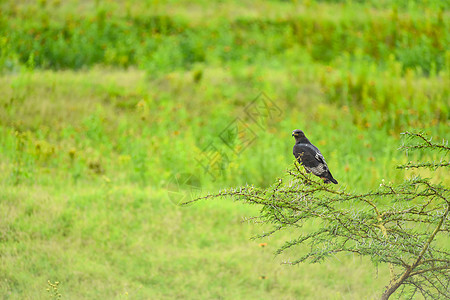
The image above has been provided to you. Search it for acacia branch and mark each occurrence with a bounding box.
[409,265,450,277]
[381,202,449,299]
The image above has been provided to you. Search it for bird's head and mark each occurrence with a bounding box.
[292,129,305,138]
[292,129,307,143]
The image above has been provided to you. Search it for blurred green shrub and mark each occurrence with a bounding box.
[1,1,448,74]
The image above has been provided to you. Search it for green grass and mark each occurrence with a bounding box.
[0,0,449,299]
[1,182,390,299]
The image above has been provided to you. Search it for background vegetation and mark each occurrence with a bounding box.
[0,0,448,299]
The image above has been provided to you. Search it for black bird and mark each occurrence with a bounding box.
[292,129,338,184]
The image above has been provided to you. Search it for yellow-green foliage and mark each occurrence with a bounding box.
[0,0,448,299]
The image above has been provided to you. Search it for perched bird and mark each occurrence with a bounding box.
[292,129,338,184]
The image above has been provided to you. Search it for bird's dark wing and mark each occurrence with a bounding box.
[293,143,332,176]
[314,151,326,165]
[293,142,338,184]
[293,144,325,168]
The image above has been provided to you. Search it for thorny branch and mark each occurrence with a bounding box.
[183,132,449,299]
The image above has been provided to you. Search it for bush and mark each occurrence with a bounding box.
[1,1,448,74]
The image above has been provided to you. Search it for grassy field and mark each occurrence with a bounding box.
[0,0,449,299]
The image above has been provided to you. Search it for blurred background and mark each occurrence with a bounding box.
[0,0,448,299]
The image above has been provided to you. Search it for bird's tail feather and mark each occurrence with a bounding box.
[327,172,338,184]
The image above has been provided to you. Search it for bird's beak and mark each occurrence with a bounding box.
[292,133,297,137]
